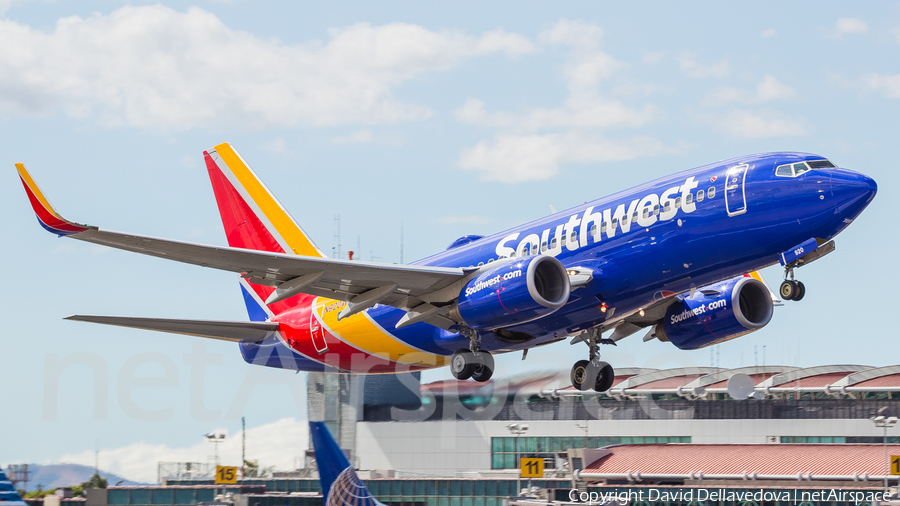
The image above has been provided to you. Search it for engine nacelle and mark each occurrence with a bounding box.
[452,255,570,330]
[656,276,774,350]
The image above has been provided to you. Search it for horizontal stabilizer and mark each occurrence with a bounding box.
[65,315,279,342]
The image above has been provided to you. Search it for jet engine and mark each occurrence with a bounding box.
[654,276,774,350]
[451,255,570,330]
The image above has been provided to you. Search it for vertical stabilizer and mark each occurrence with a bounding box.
[0,469,25,506]
[205,143,325,257]
[309,422,379,506]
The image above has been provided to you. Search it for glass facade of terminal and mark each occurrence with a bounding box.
[490,436,691,469]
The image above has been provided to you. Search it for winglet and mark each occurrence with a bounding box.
[16,163,92,236]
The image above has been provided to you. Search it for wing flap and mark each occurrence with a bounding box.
[65,315,280,342]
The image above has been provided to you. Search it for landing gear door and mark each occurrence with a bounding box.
[725,163,749,217]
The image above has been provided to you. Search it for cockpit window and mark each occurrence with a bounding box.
[807,160,836,169]
[775,159,835,178]
[793,162,812,176]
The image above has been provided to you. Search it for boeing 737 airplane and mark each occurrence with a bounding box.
[0,469,25,506]
[17,144,876,391]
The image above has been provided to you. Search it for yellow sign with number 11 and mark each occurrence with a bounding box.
[520,458,544,478]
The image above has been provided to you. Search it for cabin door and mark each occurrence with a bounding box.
[725,163,749,216]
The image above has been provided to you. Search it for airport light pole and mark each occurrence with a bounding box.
[871,416,898,494]
[507,424,529,497]
[205,432,226,497]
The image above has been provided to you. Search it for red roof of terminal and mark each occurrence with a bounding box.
[585,444,900,476]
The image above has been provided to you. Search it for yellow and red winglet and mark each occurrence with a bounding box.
[16,163,92,236]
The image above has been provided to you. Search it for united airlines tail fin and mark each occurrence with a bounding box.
[204,143,325,257]
[0,469,26,506]
[309,422,379,506]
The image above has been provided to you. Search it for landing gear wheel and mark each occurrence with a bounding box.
[450,349,475,380]
[780,280,799,301]
[471,351,494,382]
[571,359,590,391]
[593,362,615,392]
[793,281,806,301]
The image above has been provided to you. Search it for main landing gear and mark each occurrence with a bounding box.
[450,326,495,382]
[570,329,616,392]
[779,266,806,301]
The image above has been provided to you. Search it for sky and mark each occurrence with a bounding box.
[1,0,899,484]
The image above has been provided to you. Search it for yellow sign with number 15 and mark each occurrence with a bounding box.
[215,466,238,484]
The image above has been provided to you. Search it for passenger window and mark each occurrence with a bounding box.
[478,262,484,266]
[488,257,494,263]
[570,231,577,242]
[542,241,548,251]
[550,238,557,248]
[708,187,716,198]
[685,193,693,205]
[612,218,618,225]
[601,222,608,231]
[697,189,705,202]
[674,197,681,209]
[642,208,649,218]
[664,201,671,212]
[589,224,597,237]
[653,204,660,215]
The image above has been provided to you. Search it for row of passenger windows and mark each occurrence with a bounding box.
[468,186,717,267]
[507,187,717,258]
[775,159,836,178]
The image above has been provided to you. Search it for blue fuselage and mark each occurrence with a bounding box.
[366,152,877,356]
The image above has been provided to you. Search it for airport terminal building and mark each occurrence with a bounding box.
[337,364,900,477]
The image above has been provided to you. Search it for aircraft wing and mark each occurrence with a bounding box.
[18,163,469,327]
[65,315,279,342]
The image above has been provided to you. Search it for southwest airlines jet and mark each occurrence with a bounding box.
[17,144,876,391]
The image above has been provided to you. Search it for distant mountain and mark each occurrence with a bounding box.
[17,464,147,491]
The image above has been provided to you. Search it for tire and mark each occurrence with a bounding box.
[450,349,475,380]
[471,352,494,382]
[779,280,797,301]
[594,362,615,392]
[794,281,806,301]
[571,360,590,391]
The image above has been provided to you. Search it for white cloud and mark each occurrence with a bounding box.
[538,18,603,49]
[836,18,868,35]
[436,215,490,225]
[705,109,807,139]
[332,129,374,144]
[704,75,796,105]
[678,54,730,79]
[53,418,307,484]
[261,137,289,154]
[0,6,536,130]
[454,96,655,132]
[458,132,668,182]
[454,19,664,183]
[863,73,900,98]
[761,28,776,38]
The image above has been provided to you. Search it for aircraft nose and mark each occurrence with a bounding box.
[830,168,877,215]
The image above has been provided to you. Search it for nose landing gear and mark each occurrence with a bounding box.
[449,326,495,382]
[570,328,616,392]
